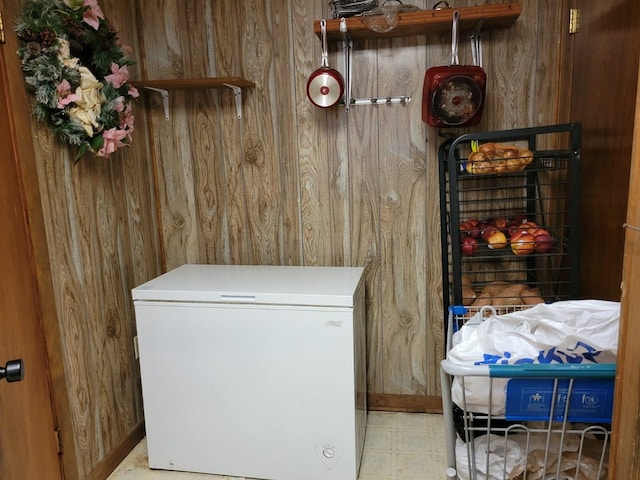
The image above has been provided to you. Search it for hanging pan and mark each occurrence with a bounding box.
[422,10,486,127]
[307,19,345,108]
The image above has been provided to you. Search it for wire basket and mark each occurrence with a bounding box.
[329,0,378,18]
[440,305,614,480]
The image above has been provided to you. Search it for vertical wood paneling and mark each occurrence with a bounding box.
[210,2,251,265]
[423,23,452,396]
[272,0,303,266]
[295,2,335,266]
[237,1,285,265]
[6,0,570,476]
[7,0,161,477]
[348,41,383,393]
[137,0,564,400]
[35,131,100,473]
[378,33,428,394]
[179,2,226,265]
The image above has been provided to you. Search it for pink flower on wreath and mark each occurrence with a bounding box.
[105,63,129,89]
[56,79,81,108]
[97,127,128,157]
[120,104,135,134]
[82,0,105,30]
[128,85,140,98]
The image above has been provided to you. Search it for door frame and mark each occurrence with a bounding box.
[609,62,640,479]
[557,0,640,477]
[0,1,79,477]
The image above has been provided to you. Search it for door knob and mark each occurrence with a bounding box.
[0,359,24,383]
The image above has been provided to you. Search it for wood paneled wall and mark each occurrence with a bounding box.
[6,0,565,477]
[138,0,565,397]
[5,1,161,478]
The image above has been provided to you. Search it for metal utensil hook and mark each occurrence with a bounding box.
[337,17,411,109]
[470,20,485,68]
[340,18,353,112]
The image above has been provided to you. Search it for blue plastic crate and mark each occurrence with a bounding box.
[504,377,614,423]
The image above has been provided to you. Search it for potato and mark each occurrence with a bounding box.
[521,287,545,305]
[492,284,526,306]
[479,281,509,297]
[462,285,476,306]
[471,292,492,308]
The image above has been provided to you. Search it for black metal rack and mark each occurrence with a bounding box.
[438,124,581,319]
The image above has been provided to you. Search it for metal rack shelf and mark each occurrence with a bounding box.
[438,123,582,319]
[315,2,522,42]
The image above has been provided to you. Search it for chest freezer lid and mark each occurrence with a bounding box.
[132,264,364,307]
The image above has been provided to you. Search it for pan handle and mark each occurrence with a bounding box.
[321,19,329,68]
[450,10,459,66]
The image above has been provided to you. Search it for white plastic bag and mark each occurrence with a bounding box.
[455,431,604,480]
[455,434,524,480]
[448,300,620,414]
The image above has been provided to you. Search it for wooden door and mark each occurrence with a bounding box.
[560,0,640,477]
[565,0,640,300]
[609,63,640,480]
[0,41,63,480]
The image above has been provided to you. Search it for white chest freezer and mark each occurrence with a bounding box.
[132,264,367,480]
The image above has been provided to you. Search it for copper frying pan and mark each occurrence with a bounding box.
[307,19,345,108]
[422,10,486,127]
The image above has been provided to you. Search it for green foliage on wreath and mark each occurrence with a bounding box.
[15,0,139,159]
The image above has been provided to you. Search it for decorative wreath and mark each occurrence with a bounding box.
[15,0,138,159]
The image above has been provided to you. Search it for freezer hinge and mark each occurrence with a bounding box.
[569,8,580,34]
[0,12,6,44]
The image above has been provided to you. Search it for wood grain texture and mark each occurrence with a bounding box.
[317,3,523,42]
[0,44,63,480]
[566,0,640,300]
[348,40,384,395]
[137,0,565,398]
[5,2,574,477]
[6,0,161,477]
[610,63,640,479]
[377,32,427,394]
[0,0,81,477]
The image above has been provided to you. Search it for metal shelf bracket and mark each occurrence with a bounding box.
[144,87,170,120]
[223,83,243,119]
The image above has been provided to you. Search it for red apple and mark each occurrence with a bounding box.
[534,233,555,253]
[467,223,481,238]
[493,217,508,230]
[511,214,530,225]
[520,221,538,234]
[511,232,535,255]
[509,230,525,242]
[477,220,490,232]
[459,222,471,237]
[486,230,508,249]
[531,227,549,236]
[507,223,521,238]
[481,225,498,241]
[461,237,479,256]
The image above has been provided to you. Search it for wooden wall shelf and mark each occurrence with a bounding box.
[132,77,255,119]
[132,77,255,90]
[314,2,522,42]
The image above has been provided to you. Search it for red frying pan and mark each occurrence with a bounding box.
[422,10,486,127]
[307,19,345,108]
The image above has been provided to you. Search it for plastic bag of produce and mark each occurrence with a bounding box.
[448,300,620,414]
